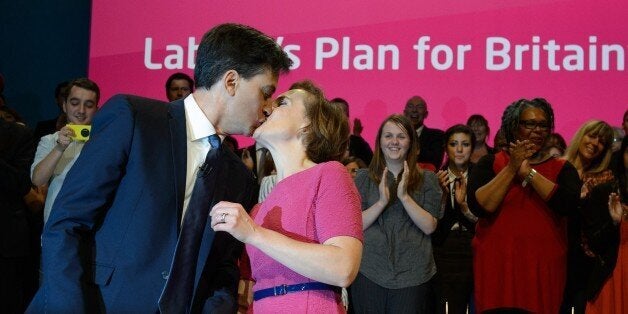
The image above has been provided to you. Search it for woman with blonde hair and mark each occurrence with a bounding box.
[561,120,615,313]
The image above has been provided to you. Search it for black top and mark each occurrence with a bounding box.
[581,181,621,300]
[432,164,476,246]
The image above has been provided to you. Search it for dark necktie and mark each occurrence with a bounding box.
[159,134,221,313]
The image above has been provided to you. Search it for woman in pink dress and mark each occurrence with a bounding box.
[210,80,363,313]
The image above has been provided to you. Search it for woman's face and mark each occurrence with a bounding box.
[578,132,606,164]
[516,107,549,151]
[447,132,472,169]
[345,161,360,178]
[253,89,308,144]
[469,121,487,143]
[380,121,410,163]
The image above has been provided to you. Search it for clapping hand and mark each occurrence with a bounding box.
[397,161,410,202]
[508,140,536,177]
[608,193,625,224]
[453,176,467,206]
[436,170,451,194]
[377,167,390,207]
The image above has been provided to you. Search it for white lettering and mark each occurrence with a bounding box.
[144,38,162,70]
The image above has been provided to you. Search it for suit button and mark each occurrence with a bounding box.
[162,271,169,280]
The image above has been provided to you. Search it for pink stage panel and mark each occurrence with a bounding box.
[89,0,627,147]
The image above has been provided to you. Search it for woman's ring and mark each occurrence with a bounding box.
[219,212,227,224]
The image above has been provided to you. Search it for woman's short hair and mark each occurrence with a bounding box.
[565,120,614,174]
[467,114,490,136]
[289,80,349,163]
[500,98,555,144]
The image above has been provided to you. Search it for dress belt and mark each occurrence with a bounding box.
[253,282,339,301]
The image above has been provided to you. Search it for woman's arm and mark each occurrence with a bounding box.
[474,140,534,213]
[211,202,362,287]
[398,162,439,234]
[360,168,389,230]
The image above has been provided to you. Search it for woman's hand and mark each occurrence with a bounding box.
[454,176,467,206]
[210,201,258,243]
[508,140,535,174]
[377,167,390,207]
[436,170,451,193]
[608,193,625,224]
[397,161,410,202]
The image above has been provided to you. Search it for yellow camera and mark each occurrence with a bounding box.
[67,124,91,141]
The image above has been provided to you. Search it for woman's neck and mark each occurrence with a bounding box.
[448,163,468,176]
[386,160,404,176]
[572,155,591,175]
[267,140,315,181]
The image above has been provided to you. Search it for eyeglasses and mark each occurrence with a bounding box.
[519,120,550,131]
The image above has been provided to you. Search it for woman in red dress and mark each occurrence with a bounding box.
[467,98,580,313]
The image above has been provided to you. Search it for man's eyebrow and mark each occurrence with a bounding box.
[262,85,276,96]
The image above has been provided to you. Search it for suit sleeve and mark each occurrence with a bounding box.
[32,95,135,312]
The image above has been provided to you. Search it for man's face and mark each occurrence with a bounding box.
[403,97,427,128]
[63,86,98,125]
[222,69,277,136]
[167,79,192,101]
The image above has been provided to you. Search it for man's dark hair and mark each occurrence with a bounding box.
[194,23,292,89]
[67,78,101,103]
[165,72,194,92]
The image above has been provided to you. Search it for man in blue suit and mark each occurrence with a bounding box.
[27,23,292,313]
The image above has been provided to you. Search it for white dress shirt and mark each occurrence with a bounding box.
[182,94,219,221]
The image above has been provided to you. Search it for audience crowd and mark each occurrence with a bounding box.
[1,64,627,313]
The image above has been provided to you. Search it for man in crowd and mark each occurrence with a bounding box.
[403,95,445,170]
[166,72,194,102]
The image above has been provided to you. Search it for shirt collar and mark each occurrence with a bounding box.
[184,94,217,142]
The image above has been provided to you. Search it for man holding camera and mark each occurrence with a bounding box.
[30,77,99,223]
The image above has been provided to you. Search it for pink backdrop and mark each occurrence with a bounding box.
[89,0,627,149]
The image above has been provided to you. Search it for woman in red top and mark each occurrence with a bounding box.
[467,98,580,313]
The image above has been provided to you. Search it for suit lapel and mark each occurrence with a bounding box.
[168,100,187,226]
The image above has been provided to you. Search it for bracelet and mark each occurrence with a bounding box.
[522,168,537,187]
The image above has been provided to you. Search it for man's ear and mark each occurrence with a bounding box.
[223,70,239,97]
[424,110,429,119]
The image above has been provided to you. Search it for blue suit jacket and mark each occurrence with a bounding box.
[27,95,255,313]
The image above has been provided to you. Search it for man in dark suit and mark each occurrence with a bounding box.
[0,118,36,313]
[27,23,292,313]
[403,96,445,170]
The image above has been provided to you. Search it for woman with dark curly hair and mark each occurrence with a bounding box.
[467,98,580,313]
